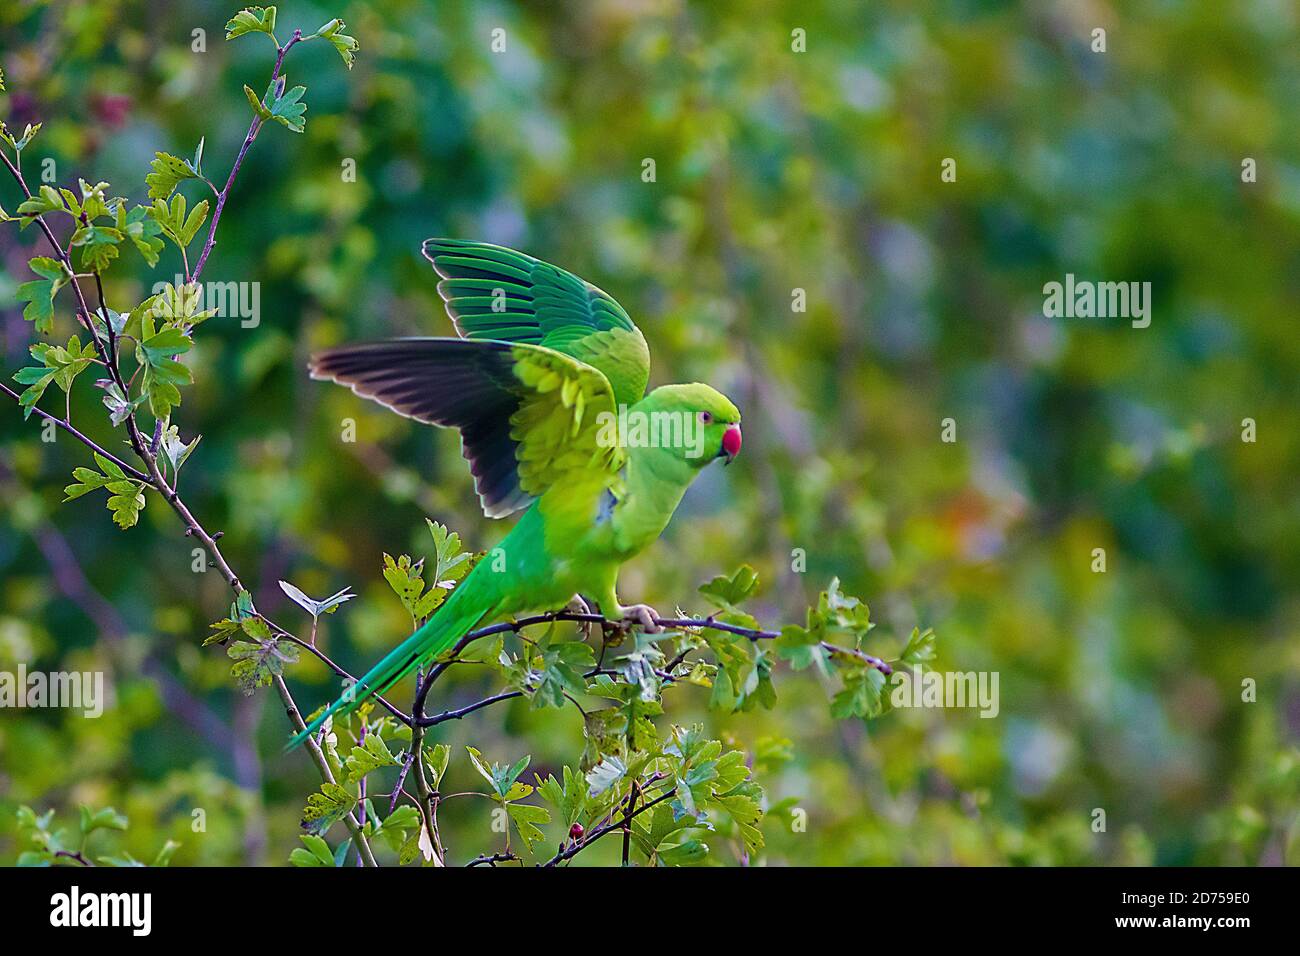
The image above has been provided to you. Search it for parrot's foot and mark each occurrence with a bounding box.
[619,603,663,634]
[566,596,598,640]
[566,595,597,616]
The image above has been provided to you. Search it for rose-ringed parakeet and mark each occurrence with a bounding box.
[290,238,741,747]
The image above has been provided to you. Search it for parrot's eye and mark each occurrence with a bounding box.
[699,411,712,424]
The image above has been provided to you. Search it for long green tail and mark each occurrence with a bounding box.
[287,581,493,750]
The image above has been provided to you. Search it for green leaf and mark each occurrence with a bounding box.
[424,743,450,787]
[228,636,298,694]
[658,838,708,866]
[240,616,272,641]
[645,800,692,850]
[232,591,257,621]
[775,622,824,671]
[49,335,96,393]
[290,834,336,867]
[820,577,873,635]
[301,782,356,836]
[151,840,181,867]
[150,281,218,330]
[332,838,351,867]
[579,705,625,771]
[709,784,766,853]
[382,553,439,621]
[76,179,113,220]
[372,804,421,853]
[144,151,199,200]
[16,185,69,220]
[116,202,164,266]
[830,666,887,720]
[310,18,359,69]
[735,647,776,712]
[698,564,759,613]
[536,765,588,829]
[106,485,145,529]
[0,120,41,154]
[225,6,277,41]
[149,194,210,250]
[61,454,147,529]
[243,84,272,121]
[465,746,530,800]
[136,319,194,419]
[70,223,124,273]
[79,806,128,835]
[382,805,421,833]
[427,519,473,586]
[278,579,356,618]
[159,424,201,475]
[181,198,209,246]
[12,122,41,152]
[532,634,595,709]
[13,364,57,419]
[704,631,751,712]
[265,80,308,133]
[62,452,123,500]
[345,733,398,783]
[506,802,550,850]
[16,256,71,334]
[900,627,937,666]
[204,618,242,646]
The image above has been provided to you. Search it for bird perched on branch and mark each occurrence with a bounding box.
[291,238,741,747]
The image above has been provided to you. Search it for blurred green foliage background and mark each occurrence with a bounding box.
[1,0,1297,866]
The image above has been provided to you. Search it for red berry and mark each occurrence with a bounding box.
[569,823,585,840]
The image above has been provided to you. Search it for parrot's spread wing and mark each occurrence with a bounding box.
[309,338,623,518]
[422,238,651,407]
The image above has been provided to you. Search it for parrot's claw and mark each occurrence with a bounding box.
[620,604,662,634]
[566,596,597,640]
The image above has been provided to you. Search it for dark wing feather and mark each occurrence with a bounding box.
[309,338,532,517]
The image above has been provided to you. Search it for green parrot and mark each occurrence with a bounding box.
[290,238,741,748]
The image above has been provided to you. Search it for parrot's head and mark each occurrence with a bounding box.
[641,383,742,468]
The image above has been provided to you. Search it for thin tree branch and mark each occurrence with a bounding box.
[0,148,156,472]
[622,779,639,866]
[466,851,518,867]
[273,675,377,867]
[274,626,412,725]
[410,607,892,727]
[418,690,522,727]
[0,382,150,481]
[189,31,302,284]
[53,850,94,867]
[417,610,783,704]
[1,36,380,866]
[542,787,677,867]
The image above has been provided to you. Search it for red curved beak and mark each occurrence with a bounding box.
[721,424,742,464]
